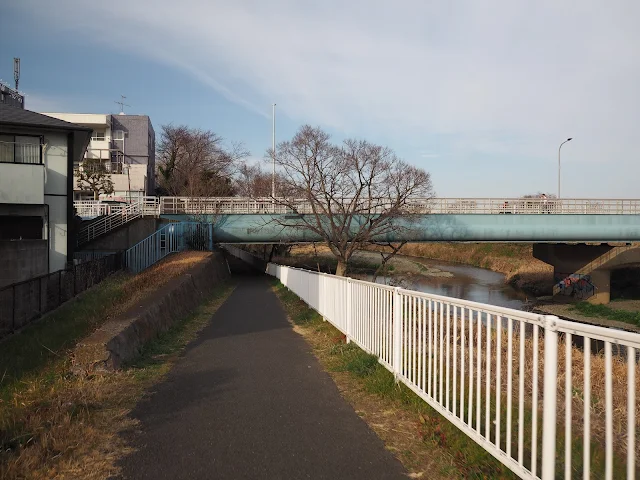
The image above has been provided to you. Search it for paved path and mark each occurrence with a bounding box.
[118,273,407,479]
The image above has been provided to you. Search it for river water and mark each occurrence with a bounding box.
[358,256,528,311]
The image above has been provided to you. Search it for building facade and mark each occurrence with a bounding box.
[42,112,155,201]
[0,104,91,287]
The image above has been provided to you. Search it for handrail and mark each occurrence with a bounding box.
[74,196,640,217]
[76,197,159,246]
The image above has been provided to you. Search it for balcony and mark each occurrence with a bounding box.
[0,141,42,164]
[74,160,126,175]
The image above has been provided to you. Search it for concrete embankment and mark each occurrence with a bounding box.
[73,251,230,372]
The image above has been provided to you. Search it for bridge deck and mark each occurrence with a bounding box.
[118,271,406,479]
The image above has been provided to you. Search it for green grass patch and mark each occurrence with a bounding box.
[571,301,640,326]
[0,273,131,399]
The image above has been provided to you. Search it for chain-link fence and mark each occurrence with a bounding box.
[0,253,124,339]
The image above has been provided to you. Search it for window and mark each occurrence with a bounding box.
[113,130,125,140]
[0,134,41,164]
[0,215,43,240]
[91,130,106,141]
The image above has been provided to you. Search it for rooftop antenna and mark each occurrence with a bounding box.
[115,95,130,115]
[13,58,20,91]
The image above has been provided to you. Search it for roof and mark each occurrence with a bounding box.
[0,103,93,132]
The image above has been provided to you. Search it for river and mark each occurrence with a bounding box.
[357,255,528,311]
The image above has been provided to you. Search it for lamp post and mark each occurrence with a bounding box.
[558,137,572,198]
[272,103,276,201]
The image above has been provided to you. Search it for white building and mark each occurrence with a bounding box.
[42,112,156,201]
[0,104,92,286]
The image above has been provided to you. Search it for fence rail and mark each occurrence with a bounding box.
[261,262,640,480]
[74,196,640,217]
[0,253,124,339]
[125,222,213,274]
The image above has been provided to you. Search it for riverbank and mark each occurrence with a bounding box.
[368,243,553,295]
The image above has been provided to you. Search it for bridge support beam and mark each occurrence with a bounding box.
[533,243,614,304]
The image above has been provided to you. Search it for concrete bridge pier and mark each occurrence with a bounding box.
[533,243,640,304]
[586,269,611,304]
[533,244,612,304]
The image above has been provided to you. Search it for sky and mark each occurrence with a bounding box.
[1,0,638,198]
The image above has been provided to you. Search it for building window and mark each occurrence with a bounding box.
[0,216,43,240]
[0,134,42,164]
[113,130,125,140]
[91,130,106,141]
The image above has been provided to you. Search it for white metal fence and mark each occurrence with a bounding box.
[125,222,213,273]
[74,196,640,217]
[265,263,639,480]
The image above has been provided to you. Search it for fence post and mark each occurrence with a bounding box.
[346,278,352,343]
[12,285,16,332]
[541,315,559,480]
[392,287,402,380]
[39,276,42,315]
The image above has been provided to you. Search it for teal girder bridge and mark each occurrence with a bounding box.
[158,213,640,244]
[77,197,640,304]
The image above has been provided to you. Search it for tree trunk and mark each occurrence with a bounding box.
[94,190,99,200]
[335,259,348,276]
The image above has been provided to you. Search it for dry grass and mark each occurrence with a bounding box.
[402,312,638,477]
[0,252,233,480]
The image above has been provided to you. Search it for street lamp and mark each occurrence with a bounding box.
[272,103,276,201]
[558,137,572,198]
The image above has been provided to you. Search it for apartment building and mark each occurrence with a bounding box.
[42,112,156,201]
[0,104,91,287]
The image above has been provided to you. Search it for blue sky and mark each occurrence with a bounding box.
[1,0,638,198]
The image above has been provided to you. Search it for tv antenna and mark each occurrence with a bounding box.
[13,58,20,91]
[115,95,130,114]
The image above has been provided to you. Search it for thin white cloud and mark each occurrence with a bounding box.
[12,0,640,195]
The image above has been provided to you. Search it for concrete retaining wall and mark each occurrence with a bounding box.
[0,240,48,288]
[73,251,230,372]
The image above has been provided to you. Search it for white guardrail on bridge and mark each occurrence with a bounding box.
[260,262,639,480]
[75,197,640,216]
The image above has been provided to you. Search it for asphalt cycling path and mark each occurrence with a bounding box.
[117,271,407,479]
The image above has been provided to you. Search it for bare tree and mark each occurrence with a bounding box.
[76,158,115,200]
[235,162,272,197]
[156,124,248,197]
[235,162,287,198]
[269,125,434,276]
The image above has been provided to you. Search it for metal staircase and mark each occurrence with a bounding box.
[76,197,159,246]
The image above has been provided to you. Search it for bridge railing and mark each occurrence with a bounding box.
[75,197,640,217]
[265,263,639,479]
